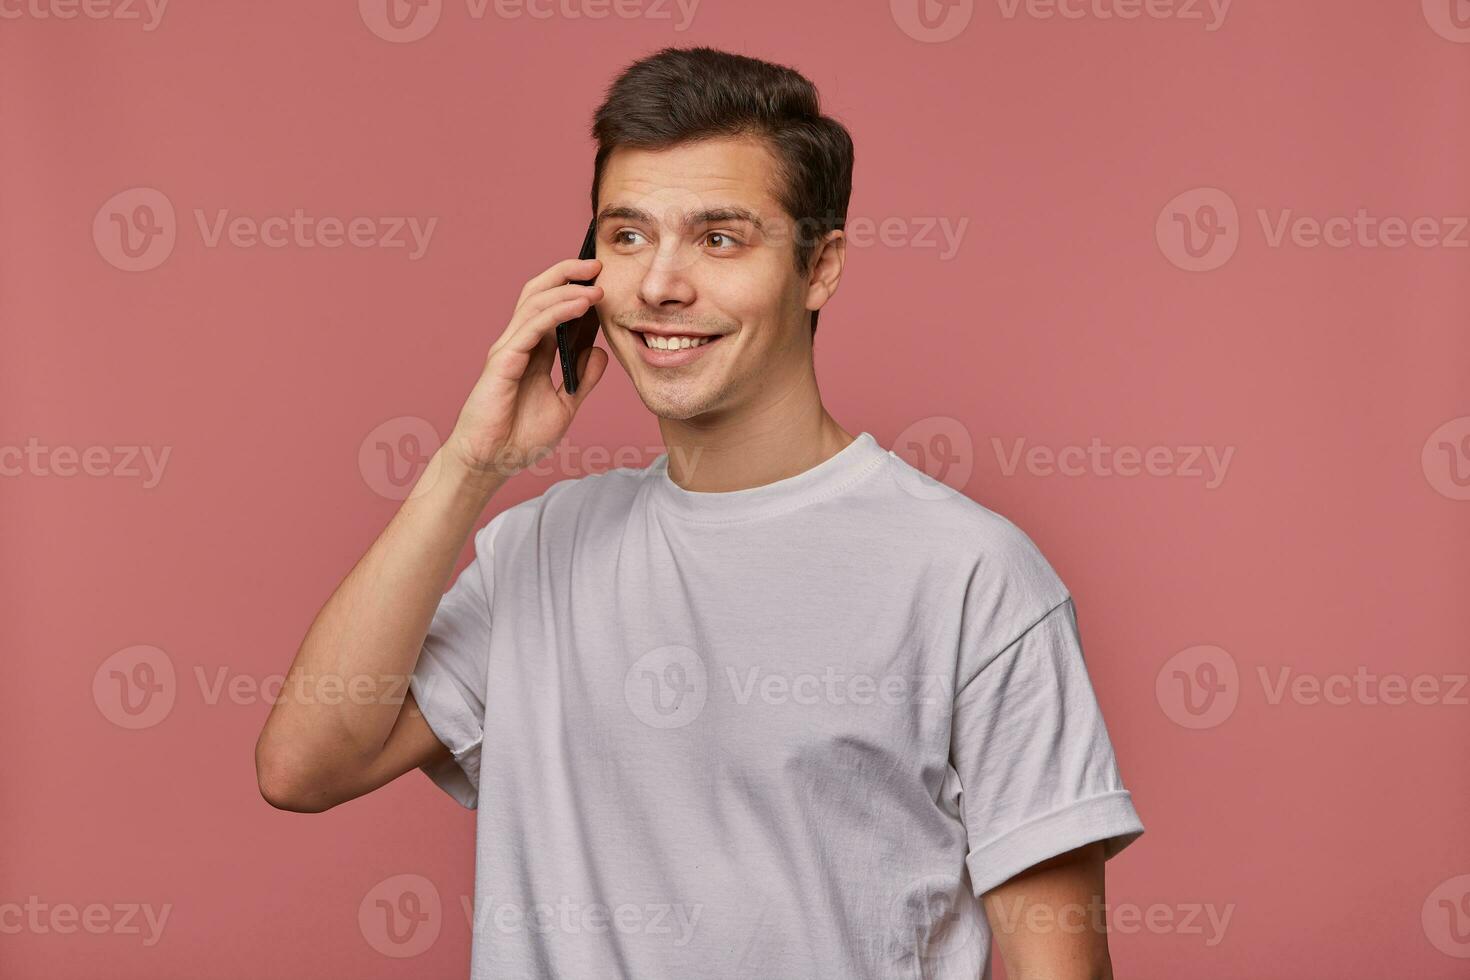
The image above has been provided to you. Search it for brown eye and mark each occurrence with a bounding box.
[705,232,739,250]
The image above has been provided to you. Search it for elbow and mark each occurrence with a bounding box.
[255,736,337,813]
[258,771,332,814]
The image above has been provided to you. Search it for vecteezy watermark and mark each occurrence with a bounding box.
[360,874,443,958]
[92,187,176,272]
[358,0,700,43]
[725,665,950,708]
[1422,0,1470,43]
[520,441,705,481]
[92,644,426,730]
[891,0,1230,43]
[1157,187,1470,272]
[0,897,172,947]
[890,416,976,501]
[1257,666,1469,708]
[459,893,703,945]
[888,874,981,965]
[1155,187,1239,272]
[192,666,415,709]
[824,216,969,261]
[357,420,713,500]
[985,894,1234,947]
[93,187,438,272]
[993,0,1230,29]
[1423,874,1470,958]
[0,438,171,488]
[359,416,442,501]
[193,209,436,258]
[1256,208,1470,250]
[0,0,169,30]
[93,645,177,730]
[889,0,975,42]
[1422,416,1470,501]
[624,645,708,729]
[1156,644,1469,729]
[1156,644,1238,728]
[623,646,949,729]
[700,209,969,262]
[992,437,1235,489]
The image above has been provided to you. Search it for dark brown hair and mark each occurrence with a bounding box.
[590,46,854,336]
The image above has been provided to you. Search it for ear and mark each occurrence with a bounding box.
[804,230,846,315]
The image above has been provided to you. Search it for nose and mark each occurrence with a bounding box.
[635,241,697,310]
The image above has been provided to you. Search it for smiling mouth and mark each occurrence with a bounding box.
[636,331,723,350]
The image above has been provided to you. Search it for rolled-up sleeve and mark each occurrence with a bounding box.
[951,597,1144,897]
[407,515,502,809]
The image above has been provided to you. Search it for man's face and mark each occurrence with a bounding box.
[592,137,821,423]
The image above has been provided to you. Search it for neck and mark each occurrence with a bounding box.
[658,390,854,493]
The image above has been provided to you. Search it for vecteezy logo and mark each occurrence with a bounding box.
[1423,875,1470,958]
[359,416,441,501]
[890,874,979,965]
[624,645,708,729]
[94,188,177,272]
[1422,416,1470,501]
[1156,187,1239,272]
[93,645,177,729]
[1156,644,1238,729]
[1423,0,1470,42]
[891,416,973,501]
[359,874,442,958]
[891,0,975,42]
[359,0,443,43]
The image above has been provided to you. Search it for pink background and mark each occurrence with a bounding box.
[4,1,1469,976]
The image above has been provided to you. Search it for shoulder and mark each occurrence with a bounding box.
[872,448,1070,595]
[868,447,1073,651]
[465,459,651,556]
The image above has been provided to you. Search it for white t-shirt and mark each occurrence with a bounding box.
[408,430,1144,979]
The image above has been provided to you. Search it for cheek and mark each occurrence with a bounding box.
[700,262,789,321]
[596,265,635,301]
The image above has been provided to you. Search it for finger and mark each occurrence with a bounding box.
[487,295,598,368]
[511,283,603,340]
[490,296,599,379]
[527,297,600,366]
[491,284,602,358]
[516,257,602,308]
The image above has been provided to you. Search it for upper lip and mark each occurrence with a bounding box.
[629,325,723,338]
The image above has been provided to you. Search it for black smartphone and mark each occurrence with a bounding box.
[555,217,601,395]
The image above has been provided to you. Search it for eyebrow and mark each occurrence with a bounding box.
[595,205,768,235]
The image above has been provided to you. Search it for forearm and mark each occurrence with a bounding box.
[256,446,504,785]
[985,842,1114,980]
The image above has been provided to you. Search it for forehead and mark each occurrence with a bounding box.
[598,137,785,224]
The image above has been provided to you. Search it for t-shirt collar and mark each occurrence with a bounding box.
[648,431,890,523]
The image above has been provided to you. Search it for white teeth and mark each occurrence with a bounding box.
[642,333,715,350]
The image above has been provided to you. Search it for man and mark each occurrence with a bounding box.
[255,45,1144,979]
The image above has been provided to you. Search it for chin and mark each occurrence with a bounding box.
[638,383,725,423]
[643,397,711,423]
